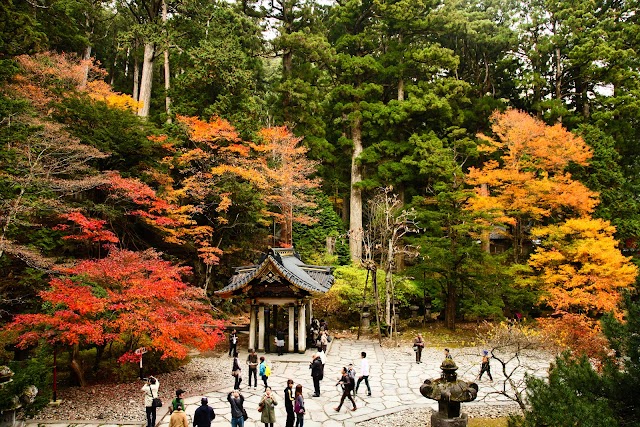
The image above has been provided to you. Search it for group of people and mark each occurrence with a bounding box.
[413,333,493,381]
[232,348,272,390]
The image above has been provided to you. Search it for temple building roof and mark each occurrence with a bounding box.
[215,247,334,299]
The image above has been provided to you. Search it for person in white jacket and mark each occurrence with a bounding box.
[142,376,160,427]
[354,352,371,396]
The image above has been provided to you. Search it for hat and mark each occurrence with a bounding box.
[483,350,489,356]
[201,397,208,404]
[176,389,186,396]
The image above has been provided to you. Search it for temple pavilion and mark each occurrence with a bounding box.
[215,247,334,353]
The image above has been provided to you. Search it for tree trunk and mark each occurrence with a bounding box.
[137,42,155,118]
[70,345,87,387]
[384,239,393,329]
[349,113,363,262]
[445,280,456,330]
[133,42,140,101]
[397,78,404,101]
[81,45,92,89]
[162,0,172,123]
[480,184,491,253]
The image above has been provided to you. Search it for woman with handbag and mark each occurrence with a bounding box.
[294,384,305,427]
[259,386,278,427]
[413,333,425,364]
[141,376,160,427]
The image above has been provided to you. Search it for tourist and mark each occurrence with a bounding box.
[310,354,323,397]
[232,351,242,389]
[478,350,493,381]
[193,397,215,427]
[276,329,285,356]
[347,363,356,384]
[413,333,425,363]
[246,348,258,389]
[284,379,295,427]
[259,356,269,390]
[229,329,238,356]
[334,366,356,412]
[141,376,159,427]
[355,352,371,396]
[320,330,328,353]
[259,386,278,427]
[171,388,186,413]
[294,384,305,427]
[169,403,188,427]
[315,345,326,365]
[444,348,453,360]
[227,390,245,427]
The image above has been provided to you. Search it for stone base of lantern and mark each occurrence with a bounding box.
[431,411,469,427]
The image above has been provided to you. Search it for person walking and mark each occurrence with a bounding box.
[355,352,371,396]
[478,350,493,381]
[246,348,258,389]
[193,397,215,427]
[259,356,269,390]
[320,330,328,353]
[259,386,278,427]
[232,352,242,389]
[334,367,357,412]
[413,333,425,363]
[229,329,238,356]
[141,376,159,427]
[294,384,305,427]
[169,403,188,427]
[227,390,245,427]
[284,379,295,427]
[310,354,323,397]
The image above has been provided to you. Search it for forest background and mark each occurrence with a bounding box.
[1,0,640,422]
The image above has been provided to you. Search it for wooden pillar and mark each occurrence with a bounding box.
[297,303,306,353]
[249,305,256,350]
[258,306,265,352]
[288,306,295,353]
[306,300,313,325]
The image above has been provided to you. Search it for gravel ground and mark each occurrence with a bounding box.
[30,356,230,422]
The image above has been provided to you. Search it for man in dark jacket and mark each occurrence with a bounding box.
[227,390,245,427]
[193,397,215,427]
[284,379,295,427]
[310,355,323,397]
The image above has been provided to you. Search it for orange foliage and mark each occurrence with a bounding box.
[7,249,224,359]
[528,217,637,316]
[537,314,609,362]
[177,115,241,145]
[467,109,598,223]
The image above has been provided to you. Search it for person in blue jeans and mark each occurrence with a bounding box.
[259,356,269,390]
[227,390,245,427]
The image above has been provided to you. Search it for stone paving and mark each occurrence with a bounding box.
[26,339,553,427]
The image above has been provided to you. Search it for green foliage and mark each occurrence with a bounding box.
[0,350,51,414]
[292,190,349,265]
[521,294,640,427]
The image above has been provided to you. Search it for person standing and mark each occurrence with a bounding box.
[310,354,323,397]
[315,346,326,366]
[413,333,425,364]
[444,348,453,360]
[284,379,295,427]
[193,397,215,427]
[294,384,305,427]
[169,403,188,427]
[171,389,186,413]
[355,352,371,396]
[334,367,356,412]
[246,348,258,389]
[276,329,285,356]
[141,376,159,427]
[478,350,493,381]
[259,356,269,390]
[320,331,328,353]
[229,329,238,356]
[259,386,278,427]
[232,352,242,389]
[227,390,245,427]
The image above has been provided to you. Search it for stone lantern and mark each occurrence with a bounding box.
[420,359,478,427]
[0,366,38,427]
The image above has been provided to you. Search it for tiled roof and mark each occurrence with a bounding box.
[215,248,334,298]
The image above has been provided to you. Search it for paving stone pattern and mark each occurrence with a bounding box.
[27,339,552,427]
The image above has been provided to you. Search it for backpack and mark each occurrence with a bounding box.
[265,364,271,377]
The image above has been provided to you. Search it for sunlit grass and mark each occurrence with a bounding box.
[468,417,508,427]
